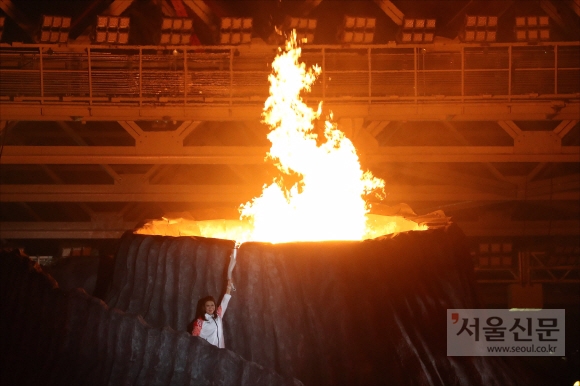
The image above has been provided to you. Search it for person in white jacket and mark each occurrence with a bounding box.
[192,279,232,348]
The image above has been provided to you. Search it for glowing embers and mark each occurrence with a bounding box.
[134,214,426,242]
[160,17,194,45]
[338,16,376,43]
[461,15,498,42]
[39,15,71,43]
[239,31,385,243]
[219,17,252,45]
[399,18,436,43]
[515,16,550,41]
[93,15,130,44]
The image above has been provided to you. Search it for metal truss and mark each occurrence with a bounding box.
[0,179,578,202]
[474,250,580,284]
[0,41,579,118]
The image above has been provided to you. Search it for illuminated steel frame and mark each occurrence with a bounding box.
[0,41,578,108]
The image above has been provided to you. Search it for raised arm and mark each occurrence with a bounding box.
[217,280,233,317]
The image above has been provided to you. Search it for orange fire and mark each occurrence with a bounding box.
[135,32,428,242]
[240,31,385,243]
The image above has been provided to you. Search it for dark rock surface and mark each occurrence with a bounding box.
[44,255,100,294]
[43,254,115,299]
[0,250,302,386]
[105,226,544,385]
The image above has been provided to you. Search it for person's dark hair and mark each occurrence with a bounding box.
[195,296,217,321]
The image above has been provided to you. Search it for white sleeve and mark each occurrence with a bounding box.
[218,293,232,317]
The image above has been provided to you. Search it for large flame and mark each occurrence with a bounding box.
[239,32,385,243]
[135,32,429,242]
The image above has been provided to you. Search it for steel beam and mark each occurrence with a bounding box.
[458,220,580,237]
[0,0,37,40]
[571,0,580,16]
[0,221,137,239]
[298,0,324,16]
[56,121,121,182]
[181,0,214,27]
[0,184,261,202]
[106,0,135,16]
[1,183,578,202]
[0,145,268,164]
[373,0,404,25]
[1,145,579,164]
[1,102,579,122]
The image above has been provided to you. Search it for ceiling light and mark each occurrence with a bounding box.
[52,16,62,28]
[183,19,193,30]
[96,16,108,29]
[355,17,367,28]
[231,17,242,29]
[399,17,436,44]
[94,15,131,44]
[282,16,317,43]
[42,15,53,28]
[463,30,475,41]
[345,16,356,29]
[95,30,107,43]
[462,15,498,43]
[159,17,194,45]
[515,17,526,27]
[353,31,364,43]
[160,33,170,44]
[108,17,119,28]
[50,31,59,43]
[219,17,253,45]
[58,31,69,43]
[340,15,375,44]
[514,15,550,42]
[107,31,117,44]
[39,15,72,43]
[465,15,476,27]
[475,30,486,41]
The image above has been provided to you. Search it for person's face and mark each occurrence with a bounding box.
[205,301,215,315]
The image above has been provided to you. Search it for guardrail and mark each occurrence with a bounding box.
[1,41,579,106]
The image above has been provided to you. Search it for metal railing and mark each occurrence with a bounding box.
[1,41,579,106]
